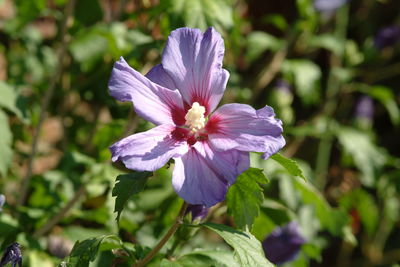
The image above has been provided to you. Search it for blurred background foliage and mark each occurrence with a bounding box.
[0,0,400,266]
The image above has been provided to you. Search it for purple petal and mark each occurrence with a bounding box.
[185,204,209,221]
[263,222,306,265]
[145,64,177,90]
[108,57,186,126]
[207,104,285,158]
[374,25,400,49]
[313,0,348,12]
[161,27,227,113]
[172,142,249,207]
[110,125,189,171]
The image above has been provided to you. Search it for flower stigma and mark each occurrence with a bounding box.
[185,102,206,133]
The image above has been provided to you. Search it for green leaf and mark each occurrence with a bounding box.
[0,110,12,177]
[63,235,123,267]
[0,82,22,118]
[112,172,152,221]
[271,153,306,181]
[162,250,239,267]
[337,127,387,186]
[69,28,109,71]
[309,34,344,56]
[203,223,274,267]
[247,32,285,62]
[368,86,400,125]
[169,0,233,31]
[339,189,378,236]
[226,168,268,230]
[282,59,321,105]
[294,179,348,236]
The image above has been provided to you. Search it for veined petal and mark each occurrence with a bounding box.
[109,57,186,125]
[172,141,249,207]
[145,64,177,90]
[110,125,189,171]
[208,104,285,157]
[162,27,227,113]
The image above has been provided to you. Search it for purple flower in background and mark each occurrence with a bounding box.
[262,222,306,265]
[355,96,374,121]
[313,0,349,12]
[185,204,209,221]
[0,194,5,212]
[275,79,291,95]
[0,243,22,267]
[109,27,285,207]
[374,26,400,49]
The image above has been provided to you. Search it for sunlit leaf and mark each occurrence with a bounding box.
[162,250,238,267]
[0,82,22,118]
[226,168,268,230]
[271,153,306,181]
[369,86,400,125]
[63,235,124,267]
[282,59,321,105]
[112,172,152,222]
[247,32,285,62]
[337,127,387,186]
[203,223,274,267]
[294,179,349,236]
[0,110,12,177]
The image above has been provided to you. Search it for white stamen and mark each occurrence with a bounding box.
[185,102,206,132]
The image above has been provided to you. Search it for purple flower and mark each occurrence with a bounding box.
[275,79,291,95]
[355,96,374,121]
[185,204,209,221]
[109,27,285,207]
[374,25,400,49]
[313,0,349,12]
[262,222,305,265]
[0,243,22,267]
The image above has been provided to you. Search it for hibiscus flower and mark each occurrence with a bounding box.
[109,27,285,207]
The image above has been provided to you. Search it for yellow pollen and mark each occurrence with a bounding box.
[185,102,206,132]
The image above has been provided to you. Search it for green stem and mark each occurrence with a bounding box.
[133,202,188,267]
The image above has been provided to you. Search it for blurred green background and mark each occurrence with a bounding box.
[0,0,400,266]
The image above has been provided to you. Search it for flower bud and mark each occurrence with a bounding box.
[185,204,209,222]
[0,242,22,267]
[262,222,305,265]
[355,96,374,121]
[374,25,400,50]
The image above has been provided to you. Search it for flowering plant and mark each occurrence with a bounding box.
[109,27,285,207]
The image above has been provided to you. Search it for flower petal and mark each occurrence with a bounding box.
[161,27,227,113]
[109,57,186,125]
[172,141,249,207]
[208,104,285,158]
[145,64,177,90]
[110,125,188,171]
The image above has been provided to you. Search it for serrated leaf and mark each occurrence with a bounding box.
[0,110,12,177]
[203,223,274,267]
[169,0,233,31]
[63,235,123,267]
[162,250,239,267]
[271,153,306,181]
[112,172,152,221]
[226,168,268,230]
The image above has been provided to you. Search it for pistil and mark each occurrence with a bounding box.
[185,102,206,133]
